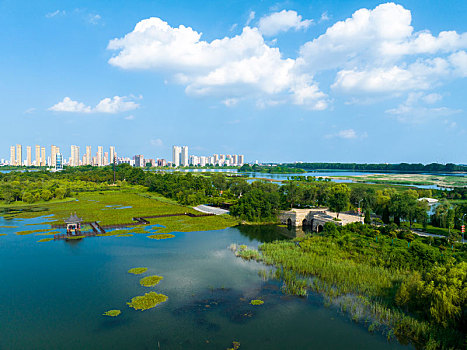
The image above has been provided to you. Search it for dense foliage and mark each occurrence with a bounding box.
[285,162,467,173]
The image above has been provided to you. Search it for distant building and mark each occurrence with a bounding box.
[181,146,189,166]
[104,152,109,166]
[238,155,244,166]
[172,146,181,167]
[41,147,46,166]
[50,145,59,167]
[85,146,92,165]
[10,146,15,166]
[55,153,63,171]
[26,146,32,166]
[70,145,80,167]
[16,144,22,166]
[157,159,167,167]
[134,154,145,167]
[146,159,156,167]
[109,146,116,165]
[97,146,103,166]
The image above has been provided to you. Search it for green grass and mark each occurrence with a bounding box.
[0,197,77,208]
[139,275,163,287]
[411,223,460,237]
[15,228,51,235]
[127,292,168,311]
[128,267,148,275]
[35,230,60,236]
[103,310,121,317]
[150,214,238,233]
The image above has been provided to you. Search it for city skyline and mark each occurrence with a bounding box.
[1,1,467,163]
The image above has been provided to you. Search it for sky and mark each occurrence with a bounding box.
[1,0,467,164]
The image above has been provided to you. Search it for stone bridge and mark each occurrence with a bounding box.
[278,208,362,232]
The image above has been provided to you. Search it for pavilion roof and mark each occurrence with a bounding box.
[65,213,83,224]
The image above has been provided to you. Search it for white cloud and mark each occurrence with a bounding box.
[246,11,255,26]
[325,129,366,139]
[108,18,327,109]
[386,92,461,123]
[258,10,313,36]
[320,11,330,22]
[24,107,36,114]
[88,14,102,25]
[49,96,139,114]
[222,98,239,107]
[95,96,139,113]
[150,138,163,147]
[46,10,66,18]
[49,97,92,113]
[124,114,135,120]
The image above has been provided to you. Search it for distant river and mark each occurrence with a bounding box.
[0,216,410,350]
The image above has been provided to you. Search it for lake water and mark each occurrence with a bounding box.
[0,215,410,350]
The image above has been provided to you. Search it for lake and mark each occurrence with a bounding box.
[0,215,411,350]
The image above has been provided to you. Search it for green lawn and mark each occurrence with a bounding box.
[411,223,461,237]
[0,189,239,231]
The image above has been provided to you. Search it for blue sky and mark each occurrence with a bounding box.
[1,0,467,163]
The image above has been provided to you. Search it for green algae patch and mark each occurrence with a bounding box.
[147,234,175,240]
[66,235,84,240]
[250,299,264,306]
[128,267,148,275]
[35,230,60,236]
[103,309,121,317]
[227,341,241,350]
[127,292,168,311]
[140,275,163,287]
[15,228,51,235]
[0,225,18,228]
[37,238,53,243]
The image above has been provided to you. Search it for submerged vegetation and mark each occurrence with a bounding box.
[139,275,163,287]
[147,234,175,240]
[103,310,121,317]
[128,267,148,275]
[127,292,168,311]
[232,222,466,349]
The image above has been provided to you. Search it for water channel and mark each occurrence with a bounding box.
[0,215,411,350]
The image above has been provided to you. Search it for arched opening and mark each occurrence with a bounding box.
[317,224,324,233]
[287,218,292,226]
[302,219,308,226]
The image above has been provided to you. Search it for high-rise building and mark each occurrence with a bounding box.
[109,146,116,165]
[85,146,92,165]
[41,147,46,166]
[238,155,244,166]
[35,145,40,166]
[97,146,103,166]
[10,146,15,166]
[181,146,189,167]
[172,146,181,167]
[104,152,109,166]
[50,145,59,167]
[16,144,22,166]
[200,156,207,167]
[134,155,144,167]
[233,154,238,166]
[70,145,80,167]
[157,159,167,167]
[26,146,32,166]
[55,153,63,171]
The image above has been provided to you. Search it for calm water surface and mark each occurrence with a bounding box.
[0,216,411,350]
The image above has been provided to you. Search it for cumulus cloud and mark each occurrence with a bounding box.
[246,11,255,26]
[150,138,163,147]
[108,18,327,109]
[106,3,467,113]
[46,10,66,18]
[49,96,139,114]
[258,10,313,36]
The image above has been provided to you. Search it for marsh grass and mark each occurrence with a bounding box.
[0,225,18,228]
[116,234,133,237]
[250,299,264,305]
[128,267,148,275]
[35,231,60,236]
[147,234,175,240]
[66,235,84,240]
[37,238,54,243]
[15,228,51,235]
[103,310,121,317]
[139,275,163,287]
[127,292,168,311]
[0,234,7,236]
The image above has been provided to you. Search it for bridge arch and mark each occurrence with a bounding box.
[317,224,324,233]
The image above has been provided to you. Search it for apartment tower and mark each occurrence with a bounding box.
[172,146,181,167]
[10,146,15,166]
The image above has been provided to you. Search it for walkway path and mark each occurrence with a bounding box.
[194,205,229,215]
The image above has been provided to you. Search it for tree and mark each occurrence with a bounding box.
[281,182,303,209]
[327,184,350,218]
[364,210,371,224]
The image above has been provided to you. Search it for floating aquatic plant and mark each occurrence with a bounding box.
[37,238,53,243]
[147,234,175,240]
[128,267,148,275]
[140,275,163,287]
[127,292,168,311]
[0,225,18,228]
[15,228,51,235]
[250,299,264,306]
[103,310,121,317]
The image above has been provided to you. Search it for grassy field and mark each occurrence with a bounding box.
[0,189,239,232]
